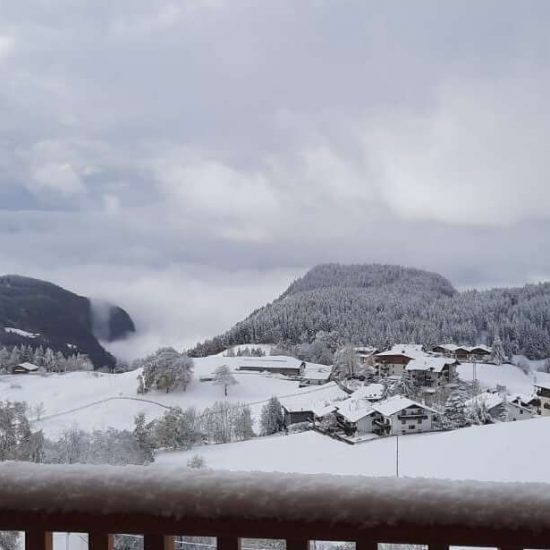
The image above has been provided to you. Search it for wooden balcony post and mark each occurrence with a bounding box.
[287,539,309,550]
[217,537,240,550]
[144,535,176,549]
[88,532,113,550]
[25,530,53,550]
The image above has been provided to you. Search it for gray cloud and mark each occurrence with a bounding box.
[1,0,550,355]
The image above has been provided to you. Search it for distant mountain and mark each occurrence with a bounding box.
[0,275,135,368]
[190,263,550,359]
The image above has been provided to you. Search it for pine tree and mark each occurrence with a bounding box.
[441,388,468,429]
[492,333,507,365]
[234,405,255,440]
[260,397,285,435]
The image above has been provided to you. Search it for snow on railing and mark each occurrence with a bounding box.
[1,462,550,550]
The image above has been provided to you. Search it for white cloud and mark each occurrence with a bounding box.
[0,34,15,62]
[363,75,550,226]
[30,161,85,196]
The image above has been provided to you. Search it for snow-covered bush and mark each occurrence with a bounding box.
[187,454,206,469]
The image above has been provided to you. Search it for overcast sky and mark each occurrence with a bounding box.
[1,1,550,357]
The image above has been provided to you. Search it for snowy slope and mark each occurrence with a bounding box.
[157,416,550,483]
[0,355,332,437]
[457,362,535,394]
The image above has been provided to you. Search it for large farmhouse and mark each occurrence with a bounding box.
[373,344,424,377]
[405,356,458,387]
[237,357,305,377]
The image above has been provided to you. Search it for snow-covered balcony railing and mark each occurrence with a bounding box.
[1,463,550,550]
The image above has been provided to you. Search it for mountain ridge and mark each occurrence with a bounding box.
[189,263,550,360]
[0,274,135,368]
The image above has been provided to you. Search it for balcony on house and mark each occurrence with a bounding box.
[1,462,549,550]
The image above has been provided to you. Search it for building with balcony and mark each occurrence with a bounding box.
[534,373,550,416]
[405,356,458,388]
[373,344,424,377]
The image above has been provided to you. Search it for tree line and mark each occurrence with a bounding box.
[189,263,550,360]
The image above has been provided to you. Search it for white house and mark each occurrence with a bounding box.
[334,398,378,435]
[405,356,458,387]
[372,395,438,436]
[466,392,534,422]
[334,394,438,437]
[534,373,550,417]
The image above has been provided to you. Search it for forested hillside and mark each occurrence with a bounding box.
[190,264,550,359]
[0,275,135,368]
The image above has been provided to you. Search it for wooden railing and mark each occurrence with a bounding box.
[1,462,550,550]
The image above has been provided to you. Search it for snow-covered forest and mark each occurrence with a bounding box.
[190,264,550,359]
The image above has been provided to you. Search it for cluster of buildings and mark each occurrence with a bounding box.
[280,382,439,440]
[354,343,495,387]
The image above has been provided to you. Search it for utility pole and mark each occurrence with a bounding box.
[396,433,400,478]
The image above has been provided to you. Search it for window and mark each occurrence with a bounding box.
[417,419,422,424]
[401,419,406,425]
[409,425,415,430]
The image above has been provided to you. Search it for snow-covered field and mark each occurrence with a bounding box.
[0,355,540,438]
[0,355,330,437]
[157,416,550,483]
[457,362,535,395]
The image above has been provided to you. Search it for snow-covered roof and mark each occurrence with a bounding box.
[375,344,424,359]
[433,344,459,352]
[15,362,39,371]
[280,382,347,415]
[354,346,377,356]
[302,364,332,381]
[466,392,504,411]
[469,345,493,354]
[434,344,492,354]
[510,393,538,406]
[406,357,456,373]
[238,357,303,371]
[351,383,385,401]
[534,372,550,391]
[373,395,437,417]
[335,398,376,423]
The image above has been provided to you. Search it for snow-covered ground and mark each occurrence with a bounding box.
[457,362,535,395]
[0,355,333,437]
[157,416,550,483]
